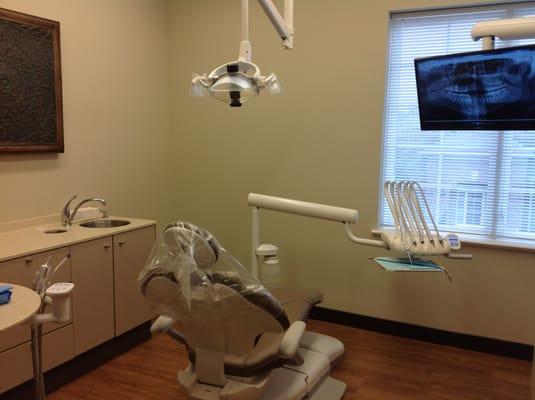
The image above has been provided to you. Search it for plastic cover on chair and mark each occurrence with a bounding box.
[138,221,289,328]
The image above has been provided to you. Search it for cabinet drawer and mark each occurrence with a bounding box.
[0,248,71,353]
[0,323,74,393]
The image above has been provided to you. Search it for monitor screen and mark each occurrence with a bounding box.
[414,44,535,130]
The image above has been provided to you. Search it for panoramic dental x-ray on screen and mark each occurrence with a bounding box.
[415,44,535,130]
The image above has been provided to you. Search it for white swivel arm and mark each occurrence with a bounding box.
[472,16,535,50]
[248,193,358,223]
[248,193,385,277]
[472,16,535,41]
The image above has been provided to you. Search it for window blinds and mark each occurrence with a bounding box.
[381,3,535,242]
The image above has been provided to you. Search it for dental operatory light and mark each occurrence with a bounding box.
[190,0,294,107]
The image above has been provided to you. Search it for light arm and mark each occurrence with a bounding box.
[257,0,294,48]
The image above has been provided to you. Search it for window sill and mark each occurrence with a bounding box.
[454,235,535,253]
[371,228,535,253]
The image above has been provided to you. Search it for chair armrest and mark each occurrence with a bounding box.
[279,321,306,359]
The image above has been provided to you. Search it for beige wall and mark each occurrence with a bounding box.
[169,0,535,345]
[0,0,174,225]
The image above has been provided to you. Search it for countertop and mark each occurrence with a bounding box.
[0,216,156,263]
[0,284,41,331]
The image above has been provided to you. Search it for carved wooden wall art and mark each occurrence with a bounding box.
[0,8,63,153]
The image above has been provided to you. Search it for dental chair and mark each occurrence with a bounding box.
[139,222,346,400]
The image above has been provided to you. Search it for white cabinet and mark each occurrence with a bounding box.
[0,224,155,394]
[113,226,155,336]
[0,325,74,394]
[0,246,74,394]
[0,247,72,353]
[70,237,115,355]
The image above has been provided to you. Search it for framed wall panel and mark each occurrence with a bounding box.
[0,8,63,153]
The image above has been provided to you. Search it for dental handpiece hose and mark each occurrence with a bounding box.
[47,254,71,287]
[31,253,71,400]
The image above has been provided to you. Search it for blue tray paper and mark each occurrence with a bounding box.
[0,285,13,305]
[373,257,443,272]
[372,257,452,282]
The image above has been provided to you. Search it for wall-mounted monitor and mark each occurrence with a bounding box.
[415,44,535,130]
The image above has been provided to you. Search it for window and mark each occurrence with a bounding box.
[381,3,535,244]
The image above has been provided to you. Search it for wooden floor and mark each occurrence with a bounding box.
[48,320,531,400]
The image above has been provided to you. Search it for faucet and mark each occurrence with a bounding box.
[62,195,108,226]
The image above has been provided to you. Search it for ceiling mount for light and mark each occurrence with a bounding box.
[190,0,294,107]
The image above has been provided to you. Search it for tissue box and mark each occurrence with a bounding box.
[0,285,13,305]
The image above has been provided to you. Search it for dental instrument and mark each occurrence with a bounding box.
[190,0,294,107]
[30,254,74,400]
[380,181,466,259]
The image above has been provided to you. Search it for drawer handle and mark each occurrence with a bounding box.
[104,243,111,249]
[26,257,33,264]
[118,241,125,246]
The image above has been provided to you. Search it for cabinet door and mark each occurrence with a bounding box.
[0,248,71,353]
[70,237,115,355]
[113,226,155,335]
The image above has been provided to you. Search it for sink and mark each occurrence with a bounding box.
[79,219,130,228]
[44,228,68,234]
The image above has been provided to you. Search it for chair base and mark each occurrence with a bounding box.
[260,347,346,400]
[300,331,345,368]
[309,377,347,400]
[178,332,346,400]
[178,367,271,400]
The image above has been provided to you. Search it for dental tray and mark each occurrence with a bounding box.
[372,257,443,272]
[372,257,452,282]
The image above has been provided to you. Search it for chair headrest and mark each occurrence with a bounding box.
[139,221,289,330]
[162,222,220,268]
